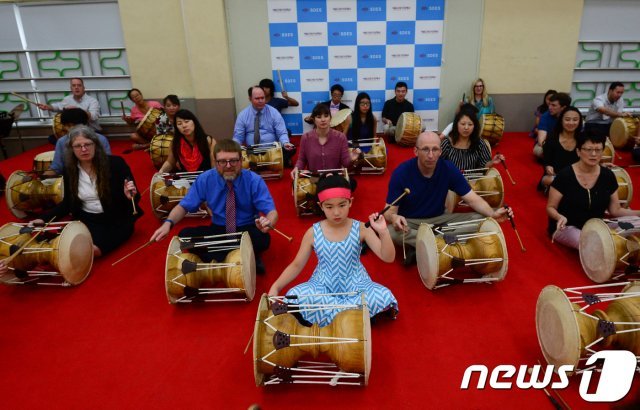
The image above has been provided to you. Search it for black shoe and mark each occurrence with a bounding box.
[403,248,416,266]
[255,256,265,274]
[47,134,57,146]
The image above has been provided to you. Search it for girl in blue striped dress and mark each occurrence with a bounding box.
[268,175,398,326]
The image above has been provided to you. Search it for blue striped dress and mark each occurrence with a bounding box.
[286,220,398,327]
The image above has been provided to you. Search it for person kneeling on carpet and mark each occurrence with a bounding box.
[547,132,640,249]
[384,131,513,265]
[35,125,142,257]
[150,139,278,274]
[268,174,398,326]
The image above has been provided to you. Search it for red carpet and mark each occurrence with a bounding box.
[1,134,638,409]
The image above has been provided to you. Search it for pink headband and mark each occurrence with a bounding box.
[318,187,351,202]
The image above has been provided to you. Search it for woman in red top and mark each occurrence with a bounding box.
[122,88,163,149]
[159,109,215,173]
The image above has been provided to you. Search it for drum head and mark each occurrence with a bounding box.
[395,112,421,145]
[613,166,633,208]
[601,138,615,164]
[253,294,270,386]
[164,236,182,304]
[416,223,439,290]
[6,171,29,219]
[150,173,165,219]
[330,109,352,132]
[536,285,582,370]
[609,118,627,149]
[34,151,55,162]
[485,167,504,208]
[55,221,94,285]
[293,171,301,216]
[361,295,372,385]
[478,218,508,281]
[240,232,256,301]
[579,218,616,283]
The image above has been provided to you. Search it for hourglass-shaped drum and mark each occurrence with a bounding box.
[253,294,371,386]
[0,221,93,286]
[6,171,64,219]
[416,218,508,290]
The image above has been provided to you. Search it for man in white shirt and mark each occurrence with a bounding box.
[584,81,631,138]
[38,78,101,133]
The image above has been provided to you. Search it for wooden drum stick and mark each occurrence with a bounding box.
[267,224,293,243]
[111,240,155,266]
[365,188,410,228]
[503,205,526,252]
[120,101,126,116]
[10,92,39,106]
[2,217,57,265]
[496,152,516,185]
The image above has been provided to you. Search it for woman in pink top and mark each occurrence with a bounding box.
[122,88,163,149]
[292,103,360,179]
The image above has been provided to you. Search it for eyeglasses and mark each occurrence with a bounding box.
[359,102,371,106]
[71,142,95,150]
[580,147,603,155]
[216,159,240,167]
[416,147,441,154]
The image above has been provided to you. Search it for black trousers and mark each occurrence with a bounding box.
[178,224,270,263]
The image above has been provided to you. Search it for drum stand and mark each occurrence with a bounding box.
[256,293,368,386]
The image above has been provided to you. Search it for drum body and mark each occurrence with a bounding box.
[0,221,93,286]
[164,232,255,303]
[6,171,64,219]
[149,134,173,170]
[395,112,421,146]
[253,294,371,386]
[601,138,616,164]
[416,218,508,290]
[293,169,349,216]
[609,117,639,150]
[449,168,504,211]
[150,172,207,219]
[33,151,55,174]
[611,166,633,208]
[579,217,640,283]
[52,113,67,139]
[349,138,387,175]
[536,283,640,372]
[330,108,352,135]
[136,108,163,140]
[479,114,505,146]
[242,142,283,179]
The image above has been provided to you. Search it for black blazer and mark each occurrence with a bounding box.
[42,155,143,223]
[321,100,350,111]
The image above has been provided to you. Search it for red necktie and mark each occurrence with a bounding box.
[226,181,236,233]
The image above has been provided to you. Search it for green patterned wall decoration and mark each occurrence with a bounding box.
[577,43,602,68]
[571,83,597,107]
[46,92,69,105]
[37,51,81,77]
[0,56,21,79]
[99,50,127,75]
[619,44,640,68]
[108,93,130,114]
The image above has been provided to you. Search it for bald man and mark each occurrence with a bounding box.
[384,131,512,265]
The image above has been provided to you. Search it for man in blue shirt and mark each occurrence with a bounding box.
[533,92,571,159]
[385,132,512,265]
[150,139,279,273]
[233,86,296,167]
